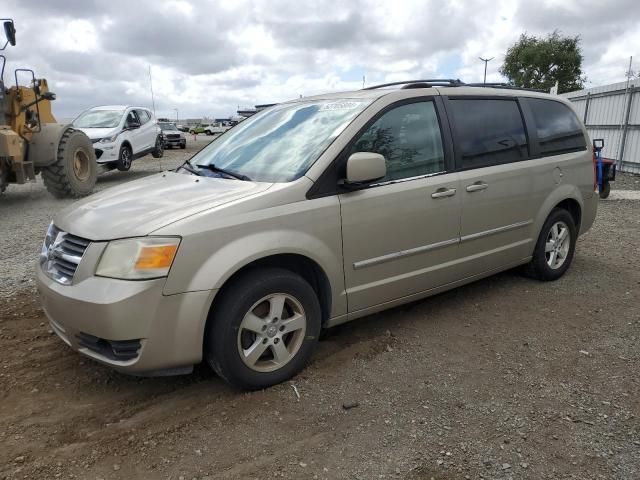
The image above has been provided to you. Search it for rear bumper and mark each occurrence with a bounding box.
[36,265,215,374]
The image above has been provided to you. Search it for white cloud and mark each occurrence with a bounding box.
[2,0,639,120]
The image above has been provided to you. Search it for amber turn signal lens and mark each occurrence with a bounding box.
[134,244,178,270]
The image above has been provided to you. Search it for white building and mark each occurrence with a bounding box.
[561,79,640,173]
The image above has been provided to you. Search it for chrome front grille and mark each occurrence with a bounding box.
[40,224,90,285]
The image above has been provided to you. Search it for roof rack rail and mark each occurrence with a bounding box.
[465,82,545,92]
[362,79,545,93]
[363,79,464,90]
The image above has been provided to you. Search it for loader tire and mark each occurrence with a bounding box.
[42,128,97,199]
[0,159,8,195]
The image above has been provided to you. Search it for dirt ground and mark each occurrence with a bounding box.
[1,173,639,479]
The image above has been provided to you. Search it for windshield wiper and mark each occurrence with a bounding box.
[177,159,202,176]
[196,164,251,181]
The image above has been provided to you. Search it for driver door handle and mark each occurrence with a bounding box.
[431,188,457,199]
[466,182,488,192]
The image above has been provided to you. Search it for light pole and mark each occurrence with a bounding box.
[479,56,494,84]
[173,108,179,123]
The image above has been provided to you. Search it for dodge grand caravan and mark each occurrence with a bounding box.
[37,80,598,390]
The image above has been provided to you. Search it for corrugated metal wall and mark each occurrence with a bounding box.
[561,79,640,173]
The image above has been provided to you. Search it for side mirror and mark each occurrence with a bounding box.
[343,152,386,187]
[127,121,141,129]
[3,21,16,47]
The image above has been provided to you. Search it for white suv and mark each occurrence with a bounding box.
[73,106,163,171]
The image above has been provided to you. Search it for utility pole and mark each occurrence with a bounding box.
[148,65,156,117]
[174,108,179,123]
[479,56,494,84]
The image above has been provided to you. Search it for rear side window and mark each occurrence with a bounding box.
[449,99,528,169]
[350,101,445,182]
[527,98,586,155]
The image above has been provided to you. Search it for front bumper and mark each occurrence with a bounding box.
[164,137,185,146]
[93,142,119,163]
[36,265,215,374]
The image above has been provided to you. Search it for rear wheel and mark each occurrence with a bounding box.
[205,268,321,390]
[42,128,97,198]
[599,181,611,199]
[117,144,132,171]
[523,208,576,281]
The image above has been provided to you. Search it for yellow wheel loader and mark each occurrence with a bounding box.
[0,19,97,198]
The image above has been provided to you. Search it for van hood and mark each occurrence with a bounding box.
[74,127,119,141]
[54,171,272,240]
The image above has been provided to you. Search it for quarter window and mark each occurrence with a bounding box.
[350,101,445,182]
[449,99,528,169]
[527,98,586,155]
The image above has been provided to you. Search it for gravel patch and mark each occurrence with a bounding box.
[613,171,640,191]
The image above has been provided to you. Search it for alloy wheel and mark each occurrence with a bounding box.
[236,293,307,372]
[545,220,571,269]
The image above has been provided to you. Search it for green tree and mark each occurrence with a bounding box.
[500,31,585,93]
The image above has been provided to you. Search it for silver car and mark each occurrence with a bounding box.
[37,80,598,390]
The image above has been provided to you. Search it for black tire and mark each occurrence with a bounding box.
[151,136,164,158]
[205,268,321,390]
[117,144,132,171]
[599,181,610,199]
[42,128,97,198]
[180,142,186,149]
[523,208,577,281]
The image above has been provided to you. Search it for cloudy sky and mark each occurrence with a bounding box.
[3,0,639,120]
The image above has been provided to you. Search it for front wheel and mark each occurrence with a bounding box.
[117,145,132,171]
[523,208,576,281]
[180,142,186,149]
[151,136,164,158]
[599,181,611,199]
[42,128,97,198]
[205,268,321,390]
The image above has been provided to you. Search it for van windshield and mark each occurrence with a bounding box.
[191,99,371,182]
[74,109,125,128]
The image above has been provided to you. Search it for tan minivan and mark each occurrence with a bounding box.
[37,80,598,390]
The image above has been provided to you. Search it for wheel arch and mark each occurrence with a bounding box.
[554,198,582,232]
[206,253,333,329]
[533,185,584,241]
[119,139,133,153]
[29,124,73,167]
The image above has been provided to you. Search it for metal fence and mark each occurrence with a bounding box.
[561,79,640,173]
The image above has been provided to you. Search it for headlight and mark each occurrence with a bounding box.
[99,133,119,143]
[96,237,180,280]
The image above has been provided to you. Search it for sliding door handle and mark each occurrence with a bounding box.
[431,188,457,199]
[466,182,488,192]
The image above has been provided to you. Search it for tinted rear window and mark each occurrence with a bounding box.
[449,99,528,169]
[527,98,586,155]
